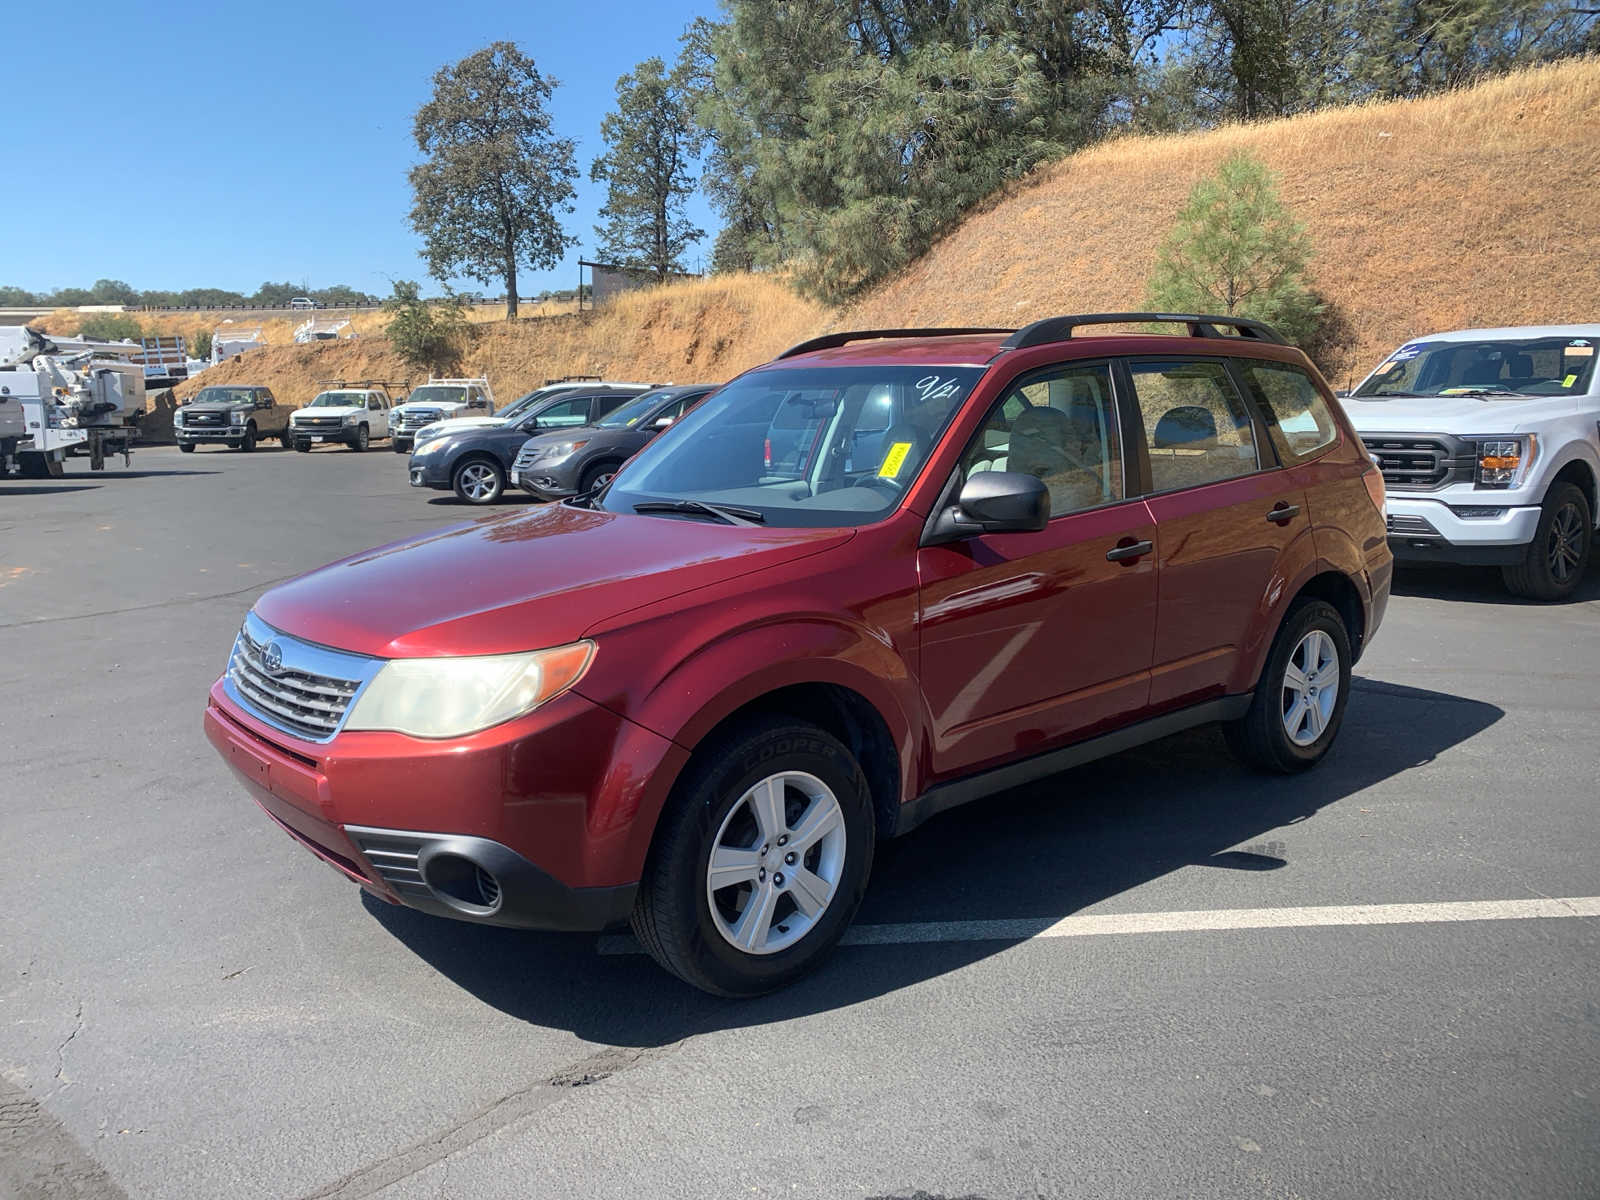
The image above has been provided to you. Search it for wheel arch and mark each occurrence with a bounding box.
[1548,457,1597,526]
[1291,569,1366,661]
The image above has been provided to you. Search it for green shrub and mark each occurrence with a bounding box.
[383,281,468,371]
[77,312,144,342]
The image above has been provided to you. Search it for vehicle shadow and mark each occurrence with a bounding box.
[1390,562,1600,604]
[69,469,221,479]
[363,678,1502,1046]
[0,484,101,495]
[425,495,545,507]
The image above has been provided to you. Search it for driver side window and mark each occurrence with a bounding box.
[960,363,1123,517]
[533,396,590,428]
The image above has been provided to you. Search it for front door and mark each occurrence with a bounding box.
[917,361,1158,778]
[1122,357,1308,709]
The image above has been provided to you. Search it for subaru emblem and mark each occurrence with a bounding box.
[262,641,285,676]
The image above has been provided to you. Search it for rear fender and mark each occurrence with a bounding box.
[1226,520,1323,695]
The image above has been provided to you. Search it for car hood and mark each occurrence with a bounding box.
[183,401,249,413]
[1344,393,1575,435]
[252,503,855,659]
[293,406,365,420]
[393,402,465,415]
[420,416,506,436]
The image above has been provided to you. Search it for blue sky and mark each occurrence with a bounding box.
[3,0,718,298]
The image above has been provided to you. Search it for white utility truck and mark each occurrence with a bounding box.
[1345,324,1599,600]
[389,377,495,452]
[0,325,143,477]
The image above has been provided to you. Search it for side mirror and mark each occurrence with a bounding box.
[924,471,1050,546]
[653,415,674,430]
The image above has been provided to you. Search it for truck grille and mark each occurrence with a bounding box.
[394,409,444,433]
[227,622,364,741]
[298,416,342,429]
[1360,435,1477,491]
[186,412,225,427]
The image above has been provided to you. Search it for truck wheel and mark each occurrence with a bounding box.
[1502,482,1591,602]
[348,424,369,452]
[239,425,257,453]
[631,717,875,997]
[279,429,291,449]
[1224,598,1352,774]
[451,457,504,504]
[392,440,409,454]
[294,439,311,453]
[178,442,196,454]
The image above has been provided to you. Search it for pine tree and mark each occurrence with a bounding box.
[1145,151,1323,344]
[591,57,703,281]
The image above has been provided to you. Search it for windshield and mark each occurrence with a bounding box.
[309,391,363,407]
[405,385,466,406]
[598,365,984,528]
[598,391,667,429]
[1356,336,1597,398]
[192,388,255,405]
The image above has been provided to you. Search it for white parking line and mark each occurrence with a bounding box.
[597,897,1600,955]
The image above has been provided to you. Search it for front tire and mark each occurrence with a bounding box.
[1225,598,1352,773]
[1502,482,1591,601]
[178,441,196,453]
[239,424,257,452]
[293,438,311,453]
[452,457,504,504]
[631,717,875,997]
[579,460,622,494]
[348,423,369,452]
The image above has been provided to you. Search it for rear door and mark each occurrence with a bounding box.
[1122,357,1309,709]
[917,361,1159,776]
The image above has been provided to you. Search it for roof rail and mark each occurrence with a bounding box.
[315,377,410,390]
[1000,312,1286,350]
[777,327,1014,360]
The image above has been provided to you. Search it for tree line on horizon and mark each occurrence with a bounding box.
[0,280,379,310]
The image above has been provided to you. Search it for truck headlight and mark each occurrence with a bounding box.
[173,411,185,427]
[343,412,360,424]
[343,642,595,739]
[230,410,246,425]
[1472,434,1536,489]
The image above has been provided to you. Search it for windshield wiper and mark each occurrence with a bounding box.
[1444,388,1523,398]
[633,499,766,526]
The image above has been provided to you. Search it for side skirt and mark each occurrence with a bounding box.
[893,693,1254,837]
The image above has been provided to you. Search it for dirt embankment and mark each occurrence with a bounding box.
[120,56,1598,407]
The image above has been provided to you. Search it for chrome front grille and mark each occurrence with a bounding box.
[394,409,443,433]
[298,416,342,429]
[224,614,379,742]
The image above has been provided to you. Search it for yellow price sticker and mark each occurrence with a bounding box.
[879,441,913,478]
[1563,374,1578,387]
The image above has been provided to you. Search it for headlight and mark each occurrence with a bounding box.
[343,642,595,738]
[230,410,246,425]
[173,410,184,427]
[1472,434,1536,489]
[537,439,588,461]
[412,437,445,456]
[343,412,360,424]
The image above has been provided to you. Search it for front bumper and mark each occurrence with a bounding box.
[1384,495,1540,564]
[176,426,247,443]
[204,679,687,931]
[512,462,579,499]
[408,457,452,489]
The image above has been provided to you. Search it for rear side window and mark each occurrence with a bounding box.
[1127,360,1260,492]
[960,363,1123,517]
[534,396,591,428]
[1242,362,1339,461]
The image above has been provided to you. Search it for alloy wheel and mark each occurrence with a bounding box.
[705,771,847,955]
[1281,628,1340,747]
[1547,502,1584,584]
[458,462,500,502]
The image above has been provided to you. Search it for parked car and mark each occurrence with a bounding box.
[1345,324,1598,600]
[407,385,643,503]
[289,297,319,310]
[410,379,654,450]
[390,378,496,452]
[173,385,288,452]
[511,384,717,499]
[204,313,1390,996]
[287,385,393,452]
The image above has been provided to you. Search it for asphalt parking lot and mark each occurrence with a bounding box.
[2,442,1597,1200]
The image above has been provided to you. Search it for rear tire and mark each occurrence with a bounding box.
[1501,482,1591,602]
[1224,598,1352,773]
[631,717,875,997]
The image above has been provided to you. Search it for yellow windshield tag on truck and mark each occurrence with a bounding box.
[1563,373,1578,387]
[879,442,913,478]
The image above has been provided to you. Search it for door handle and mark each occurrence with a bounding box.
[1266,504,1301,524]
[1106,539,1154,563]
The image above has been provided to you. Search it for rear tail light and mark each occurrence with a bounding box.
[1362,458,1386,512]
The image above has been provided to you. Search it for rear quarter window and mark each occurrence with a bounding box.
[1241,362,1339,461]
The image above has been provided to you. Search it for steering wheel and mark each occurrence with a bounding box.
[859,472,906,495]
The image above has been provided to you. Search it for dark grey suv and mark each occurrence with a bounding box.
[511,384,716,500]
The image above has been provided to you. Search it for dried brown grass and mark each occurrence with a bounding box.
[847,57,1600,380]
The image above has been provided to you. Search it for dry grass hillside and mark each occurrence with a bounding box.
[847,57,1600,381]
[177,275,827,409]
[143,58,1597,409]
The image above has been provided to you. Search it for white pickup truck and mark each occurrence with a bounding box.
[389,377,496,452]
[1344,324,1599,600]
[287,383,396,452]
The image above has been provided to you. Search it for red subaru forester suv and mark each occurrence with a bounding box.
[205,314,1390,995]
